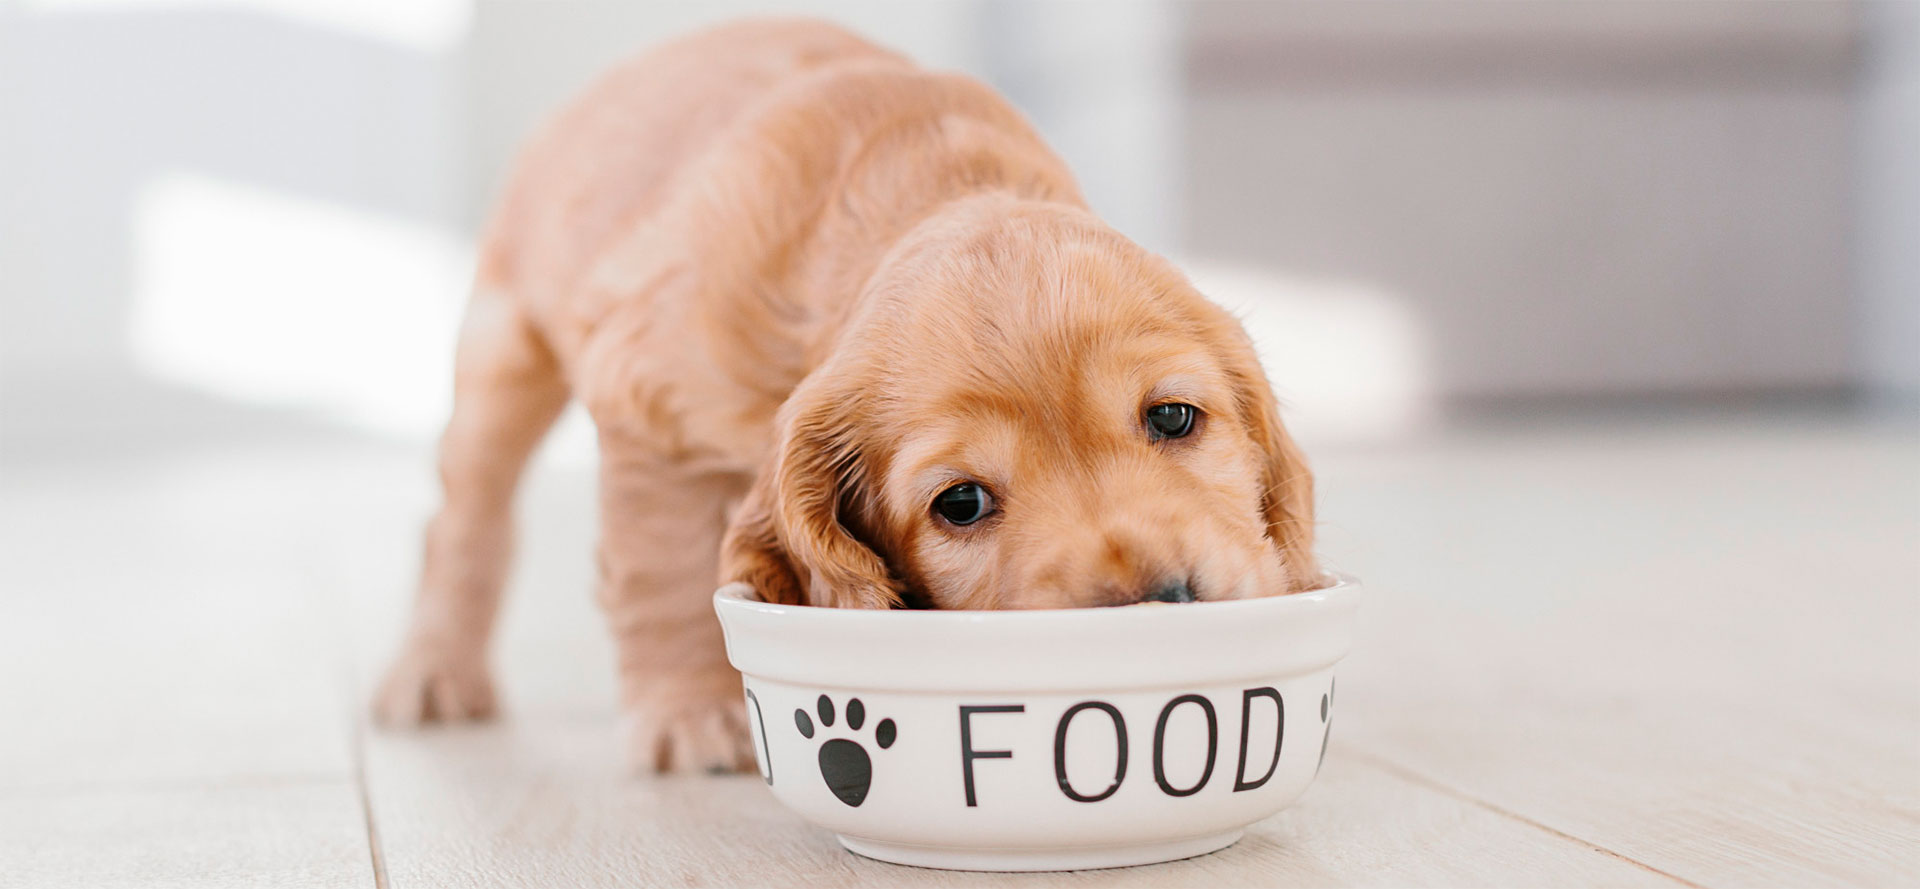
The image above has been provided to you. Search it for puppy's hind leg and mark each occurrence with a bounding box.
[595,433,755,774]
[373,289,568,726]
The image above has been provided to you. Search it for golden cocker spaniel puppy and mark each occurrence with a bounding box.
[374,18,1319,773]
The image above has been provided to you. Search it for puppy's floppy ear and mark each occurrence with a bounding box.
[1222,336,1322,592]
[720,371,902,609]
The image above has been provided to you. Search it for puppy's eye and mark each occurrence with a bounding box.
[933,482,994,526]
[1145,403,1197,440]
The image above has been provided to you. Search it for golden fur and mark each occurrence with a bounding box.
[373,19,1318,773]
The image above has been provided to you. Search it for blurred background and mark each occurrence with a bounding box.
[4,0,1914,453]
[1,3,1916,885]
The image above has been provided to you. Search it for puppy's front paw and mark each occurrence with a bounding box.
[371,641,497,726]
[621,685,755,775]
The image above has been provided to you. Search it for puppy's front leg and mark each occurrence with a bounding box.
[596,429,755,774]
[374,292,567,726]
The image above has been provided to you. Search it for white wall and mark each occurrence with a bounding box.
[1182,1,1859,399]
[0,2,466,388]
[1855,0,1920,400]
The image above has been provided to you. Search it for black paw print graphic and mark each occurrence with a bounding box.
[794,694,896,807]
[1315,678,1336,775]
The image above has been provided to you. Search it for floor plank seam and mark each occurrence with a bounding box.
[1344,747,1708,888]
[347,675,391,889]
[353,730,389,889]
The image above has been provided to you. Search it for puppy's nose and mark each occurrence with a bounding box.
[1141,581,1196,604]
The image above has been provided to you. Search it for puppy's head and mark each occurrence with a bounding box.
[723,199,1318,609]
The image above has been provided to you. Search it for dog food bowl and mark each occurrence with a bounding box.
[712,575,1360,872]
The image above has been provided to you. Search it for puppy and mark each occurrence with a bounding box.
[373,18,1319,773]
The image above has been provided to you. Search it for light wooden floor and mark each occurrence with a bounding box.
[3,395,1916,887]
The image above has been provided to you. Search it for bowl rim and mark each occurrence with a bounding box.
[713,574,1361,692]
[714,571,1358,623]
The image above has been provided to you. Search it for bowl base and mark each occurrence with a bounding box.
[836,829,1243,872]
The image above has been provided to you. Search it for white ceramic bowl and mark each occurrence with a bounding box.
[712,576,1361,872]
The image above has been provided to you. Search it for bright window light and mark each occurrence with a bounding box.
[129,171,471,440]
[20,0,471,52]
[1186,262,1435,446]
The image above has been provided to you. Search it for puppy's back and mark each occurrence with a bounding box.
[480,19,906,305]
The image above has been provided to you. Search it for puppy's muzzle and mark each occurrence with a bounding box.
[1140,581,1196,604]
